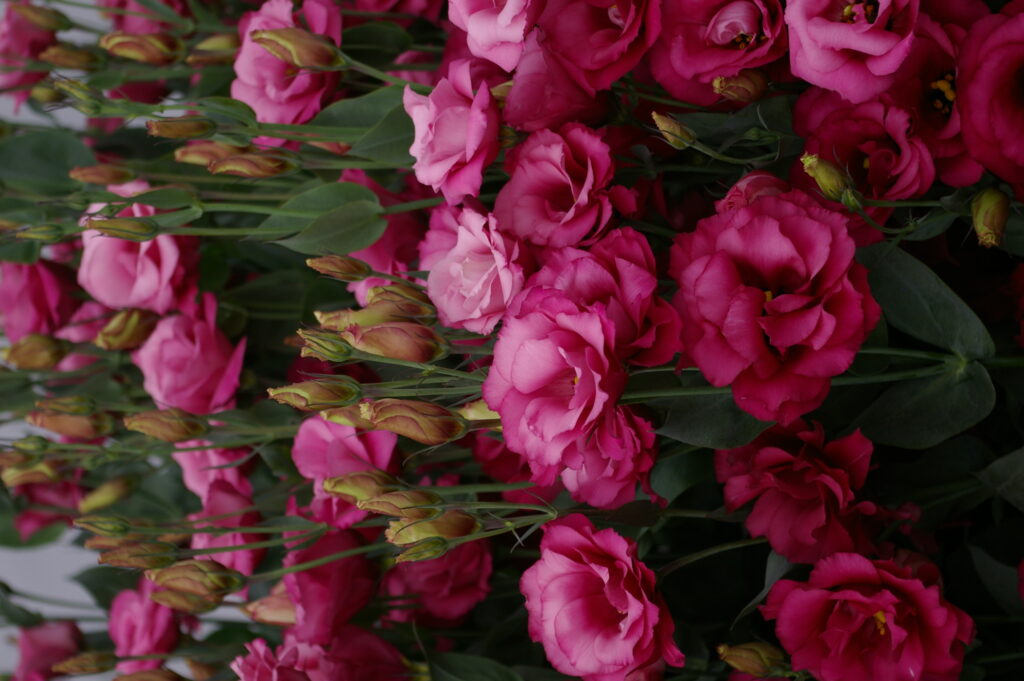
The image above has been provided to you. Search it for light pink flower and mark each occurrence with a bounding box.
[0,2,55,112]
[190,479,266,581]
[109,578,179,673]
[0,260,80,343]
[173,441,253,500]
[14,621,81,681]
[448,0,538,71]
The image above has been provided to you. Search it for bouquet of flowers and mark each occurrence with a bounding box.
[1,0,1024,680]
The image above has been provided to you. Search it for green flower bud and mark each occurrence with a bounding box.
[267,377,362,411]
[971,187,1010,248]
[123,408,207,443]
[249,27,343,68]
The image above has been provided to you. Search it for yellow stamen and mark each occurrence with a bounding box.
[872,610,887,636]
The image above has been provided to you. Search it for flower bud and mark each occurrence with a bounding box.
[30,83,64,104]
[148,589,221,614]
[456,399,500,422]
[11,4,72,30]
[53,79,103,114]
[146,559,245,597]
[99,541,177,569]
[146,117,217,139]
[3,334,69,369]
[208,154,296,178]
[322,469,398,503]
[309,141,351,155]
[267,377,361,411]
[296,328,354,362]
[84,217,159,241]
[385,510,479,546]
[174,141,251,166]
[340,322,448,362]
[35,395,96,415]
[394,536,449,563]
[185,661,219,681]
[365,284,434,317]
[78,478,135,514]
[971,187,1010,248]
[315,307,396,330]
[652,112,694,149]
[306,255,372,281]
[94,308,159,350]
[74,514,133,537]
[12,435,50,454]
[115,670,186,681]
[51,652,116,675]
[241,582,295,626]
[84,533,146,551]
[69,164,135,185]
[250,27,343,68]
[2,461,59,488]
[39,44,99,69]
[358,490,442,519]
[713,69,769,103]
[99,32,183,65]
[360,399,467,445]
[123,408,207,442]
[185,33,240,67]
[800,154,850,202]
[15,224,64,242]
[26,410,114,440]
[717,642,786,677]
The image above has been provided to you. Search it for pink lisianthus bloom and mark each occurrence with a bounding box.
[132,293,247,415]
[0,1,55,112]
[109,578,179,673]
[380,539,493,626]
[448,0,538,71]
[715,420,880,563]
[99,0,190,33]
[291,416,397,529]
[785,0,919,104]
[190,479,266,582]
[762,553,974,681]
[14,621,82,681]
[418,204,462,271]
[231,0,342,129]
[649,0,787,106]
[173,441,254,500]
[715,171,789,212]
[669,189,881,424]
[54,302,114,373]
[426,207,526,334]
[471,433,564,504]
[520,514,685,681]
[958,1,1024,198]
[0,260,80,343]
[231,639,312,681]
[404,59,500,204]
[494,123,634,248]
[11,475,84,542]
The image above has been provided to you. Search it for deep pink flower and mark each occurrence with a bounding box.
[14,621,81,681]
[404,59,500,204]
[99,0,189,33]
[520,514,685,681]
[109,578,179,673]
[448,0,539,71]
[715,171,789,212]
[785,0,919,103]
[669,189,881,424]
[11,476,84,542]
[232,639,312,681]
[285,628,409,681]
[762,553,974,681]
[0,260,80,343]
[381,539,493,625]
[190,479,266,581]
[0,2,55,112]
[173,441,254,500]
[132,293,247,415]
[471,433,564,504]
[54,302,113,373]
[715,420,879,563]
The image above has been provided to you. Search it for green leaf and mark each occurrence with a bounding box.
[0,241,40,263]
[72,566,143,609]
[273,200,387,255]
[199,97,258,127]
[854,361,996,449]
[0,197,45,224]
[0,514,64,547]
[655,385,772,449]
[341,23,412,66]
[732,551,793,626]
[258,182,380,237]
[134,187,198,210]
[857,244,995,358]
[969,546,1024,615]
[0,588,43,627]
[313,86,405,129]
[903,211,959,242]
[151,206,203,228]
[978,446,1024,514]
[649,449,714,504]
[348,105,415,165]
[431,653,524,681]
[0,131,95,196]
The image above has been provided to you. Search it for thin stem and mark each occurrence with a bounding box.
[862,198,945,208]
[658,537,768,578]
[9,589,97,611]
[180,529,324,557]
[249,542,387,582]
[344,54,433,94]
[857,347,951,362]
[349,351,486,383]
[975,651,1024,665]
[981,356,1024,368]
[379,197,445,215]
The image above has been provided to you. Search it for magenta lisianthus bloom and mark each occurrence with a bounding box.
[109,578,179,673]
[762,553,974,681]
[471,433,565,504]
[404,59,500,204]
[232,639,312,681]
[0,260,80,343]
[99,0,190,33]
[715,420,880,563]
[426,207,527,334]
[494,123,634,247]
[958,1,1024,199]
[14,621,82,681]
[10,476,84,542]
[649,0,787,106]
[132,293,247,415]
[520,514,685,681]
[54,302,113,374]
[0,2,55,112]
[715,171,789,212]
[231,0,342,128]
[448,0,539,71]
[190,479,266,584]
[291,416,397,529]
[482,287,626,484]
[535,0,661,94]
[380,539,493,626]
[286,628,410,681]
[785,0,918,103]
[173,441,254,500]
[669,189,881,424]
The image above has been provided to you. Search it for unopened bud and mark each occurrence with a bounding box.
[26,410,114,440]
[123,408,207,442]
[12,435,50,454]
[359,490,442,519]
[84,217,159,241]
[322,469,398,503]
[652,112,694,149]
[360,399,467,445]
[800,154,850,202]
[94,308,159,350]
[30,83,64,104]
[456,399,499,422]
[146,559,245,597]
[267,377,361,411]
[15,224,64,242]
[69,164,134,185]
[115,670,186,681]
[713,69,769,103]
[717,642,786,677]
[3,334,69,369]
[84,533,145,551]
[39,44,98,69]
[2,461,59,487]
[241,582,295,626]
[208,154,296,178]
[74,514,133,537]
[185,661,219,681]
[306,255,372,281]
[148,589,221,614]
[174,140,250,166]
[146,117,216,139]
[971,187,1010,248]
[250,27,342,68]
[78,478,135,514]
[308,141,351,155]
[395,536,449,563]
[385,510,479,546]
[296,328,354,362]
[11,4,72,30]
[185,33,240,67]
[99,32,183,65]
[365,284,434,316]
[51,651,116,675]
[35,395,96,415]
[99,541,177,569]
[320,404,375,430]
[53,79,103,112]
[340,322,447,362]
[314,304,406,329]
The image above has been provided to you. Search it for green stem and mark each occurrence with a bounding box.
[364,386,482,398]
[658,537,768,578]
[857,347,951,362]
[343,54,433,94]
[862,198,945,208]
[180,529,324,557]
[981,356,1024,368]
[419,481,535,494]
[379,197,445,215]
[975,651,1024,665]
[249,542,387,582]
[349,350,486,383]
